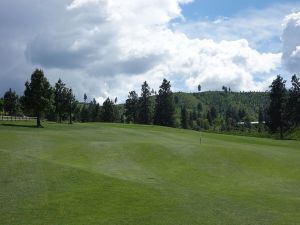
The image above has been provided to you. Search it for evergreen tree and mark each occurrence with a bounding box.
[180,105,188,129]
[192,108,197,120]
[80,105,90,122]
[197,102,203,118]
[207,106,217,126]
[288,74,300,127]
[21,69,52,127]
[138,81,152,124]
[46,104,57,122]
[207,110,213,126]
[0,98,4,113]
[210,106,217,121]
[54,79,68,123]
[66,88,77,124]
[225,106,239,130]
[154,79,175,127]
[125,91,139,123]
[238,108,246,122]
[84,93,87,103]
[89,98,99,122]
[3,88,18,116]
[101,98,115,122]
[197,102,203,112]
[198,84,201,92]
[267,75,288,139]
[222,86,228,93]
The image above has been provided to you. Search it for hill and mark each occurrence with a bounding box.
[174,91,269,120]
[0,122,299,225]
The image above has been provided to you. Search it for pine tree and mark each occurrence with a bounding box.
[89,98,99,122]
[54,79,68,123]
[80,105,90,122]
[66,88,77,124]
[101,98,115,122]
[84,93,87,103]
[138,81,152,124]
[267,75,288,139]
[3,88,18,116]
[21,69,52,127]
[207,111,213,126]
[288,75,300,127]
[197,102,202,118]
[198,84,201,92]
[125,91,139,123]
[210,106,217,121]
[154,79,175,127]
[0,98,4,113]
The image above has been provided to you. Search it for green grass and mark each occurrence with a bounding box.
[0,122,300,225]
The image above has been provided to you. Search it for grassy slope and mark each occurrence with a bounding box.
[0,122,299,225]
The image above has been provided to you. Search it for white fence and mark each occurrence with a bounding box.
[0,116,37,121]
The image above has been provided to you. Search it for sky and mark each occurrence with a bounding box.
[0,0,300,103]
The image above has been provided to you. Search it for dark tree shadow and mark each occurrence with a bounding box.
[0,123,40,128]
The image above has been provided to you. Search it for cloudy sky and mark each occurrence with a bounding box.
[1,0,300,102]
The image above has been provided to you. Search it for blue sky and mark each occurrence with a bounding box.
[182,0,300,19]
[0,0,300,102]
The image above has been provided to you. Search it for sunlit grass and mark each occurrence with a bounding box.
[0,122,299,225]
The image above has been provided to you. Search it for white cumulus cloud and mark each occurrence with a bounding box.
[0,0,291,101]
[282,12,300,74]
[59,0,282,99]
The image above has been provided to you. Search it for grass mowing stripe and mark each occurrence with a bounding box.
[0,122,299,224]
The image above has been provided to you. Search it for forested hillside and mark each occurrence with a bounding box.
[174,91,269,120]
[172,91,269,129]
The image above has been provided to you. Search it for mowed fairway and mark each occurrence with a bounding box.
[0,122,300,225]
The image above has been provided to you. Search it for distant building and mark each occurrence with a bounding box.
[237,121,265,125]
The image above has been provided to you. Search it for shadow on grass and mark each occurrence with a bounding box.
[0,123,41,128]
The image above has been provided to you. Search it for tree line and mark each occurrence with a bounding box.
[124,79,175,126]
[0,69,120,127]
[0,69,176,128]
[267,75,300,139]
[1,69,299,139]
